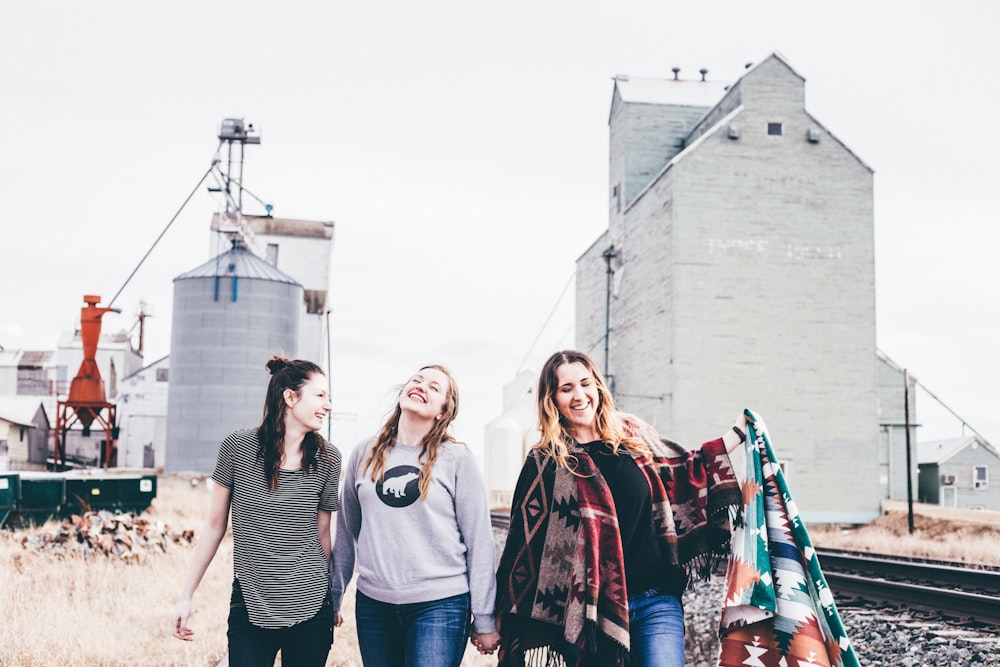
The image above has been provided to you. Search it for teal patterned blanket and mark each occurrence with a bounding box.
[718,409,861,667]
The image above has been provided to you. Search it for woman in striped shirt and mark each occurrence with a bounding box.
[172,356,342,667]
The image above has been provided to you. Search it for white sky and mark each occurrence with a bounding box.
[2,1,998,458]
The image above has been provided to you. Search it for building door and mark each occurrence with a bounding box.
[940,485,957,507]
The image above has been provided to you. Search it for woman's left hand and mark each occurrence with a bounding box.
[723,412,753,454]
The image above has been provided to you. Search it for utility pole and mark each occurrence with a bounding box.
[904,369,915,534]
[602,245,618,383]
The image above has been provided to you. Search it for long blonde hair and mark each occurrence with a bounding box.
[362,364,460,499]
[535,350,649,470]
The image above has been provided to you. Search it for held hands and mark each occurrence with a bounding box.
[471,630,500,655]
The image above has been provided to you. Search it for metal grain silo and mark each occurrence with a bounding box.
[165,243,302,474]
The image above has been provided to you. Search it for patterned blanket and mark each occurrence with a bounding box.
[718,410,860,667]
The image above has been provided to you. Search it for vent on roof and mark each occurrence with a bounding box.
[699,68,708,81]
[672,67,680,81]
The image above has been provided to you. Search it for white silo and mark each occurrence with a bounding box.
[484,370,538,509]
[165,242,303,474]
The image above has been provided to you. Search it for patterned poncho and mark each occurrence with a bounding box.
[718,410,860,667]
[495,414,741,667]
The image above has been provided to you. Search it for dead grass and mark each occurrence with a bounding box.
[0,475,495,667]
[808,503,1000,566]
[7,476,992,666]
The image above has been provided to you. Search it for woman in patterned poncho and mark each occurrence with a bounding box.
[494,350,747,667]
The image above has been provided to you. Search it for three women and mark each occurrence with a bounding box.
[174,350,740,667]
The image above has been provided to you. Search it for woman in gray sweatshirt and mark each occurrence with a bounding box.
[330,364,499,666]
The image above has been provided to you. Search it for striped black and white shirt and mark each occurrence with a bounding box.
[212,428,341,628]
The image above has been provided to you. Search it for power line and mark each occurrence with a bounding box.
[516,271,575,374]
[878,348,990,445]
[108,160,219,308]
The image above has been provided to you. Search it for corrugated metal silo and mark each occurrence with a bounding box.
[165,244,302,474]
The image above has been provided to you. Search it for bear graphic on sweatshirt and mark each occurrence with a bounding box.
[382,471,418,498]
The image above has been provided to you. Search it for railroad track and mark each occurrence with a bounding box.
[490,512,1000,628]
[815,548,1000,628]
[490,510,509,532]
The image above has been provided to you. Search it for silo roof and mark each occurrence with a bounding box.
[613,75,727,108]
[174,246,300,285]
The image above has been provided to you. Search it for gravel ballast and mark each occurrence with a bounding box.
[493,525,1000,665]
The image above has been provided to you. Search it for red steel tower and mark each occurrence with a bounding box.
[54,295,120,469]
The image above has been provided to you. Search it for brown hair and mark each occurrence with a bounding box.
[258,356,330,490]
[535,350,649,470]
[362,364,459,500]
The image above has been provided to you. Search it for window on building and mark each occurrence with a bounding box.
[767,122,783,136]
[109,358,117,399]
[156,368,169,382]
[16,368,47,395]
[266,243,279,266]
[974,465,988,490]
[304,289,327,315]
[20,427,26,441]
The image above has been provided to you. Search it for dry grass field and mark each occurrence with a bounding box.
[2,474,999,666]
[809,499,1000,565]
[0,475,494,667]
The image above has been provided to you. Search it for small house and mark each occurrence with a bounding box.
[0,397,51,469]
[918,436,1000,510]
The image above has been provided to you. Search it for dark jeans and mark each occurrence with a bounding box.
[227,578,334,667]
[354,590,471,667]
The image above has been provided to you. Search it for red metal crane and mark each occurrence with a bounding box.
[54,295,120,470]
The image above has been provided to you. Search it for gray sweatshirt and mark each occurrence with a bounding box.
[330,437,498,633]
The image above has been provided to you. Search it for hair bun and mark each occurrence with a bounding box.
[266,355,291,374]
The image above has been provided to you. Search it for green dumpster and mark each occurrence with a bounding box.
[8,472,66,528]
[64,473,158,515]
[64,476,119,514]
[0,473,20,527]
[117,474,157,514]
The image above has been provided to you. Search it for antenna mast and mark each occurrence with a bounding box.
[211,118,264,252]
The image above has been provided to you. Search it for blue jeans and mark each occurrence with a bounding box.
[354,590,471,667]
[227,579,334,667]
[628,588,684,667]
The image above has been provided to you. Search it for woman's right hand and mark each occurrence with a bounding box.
[334,611,344,628]
[172,598,194,641]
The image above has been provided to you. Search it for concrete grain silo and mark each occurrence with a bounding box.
[165,243,302,474]
[484,370,538,508]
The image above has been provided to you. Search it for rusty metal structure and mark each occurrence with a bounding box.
[54,295,120,469]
